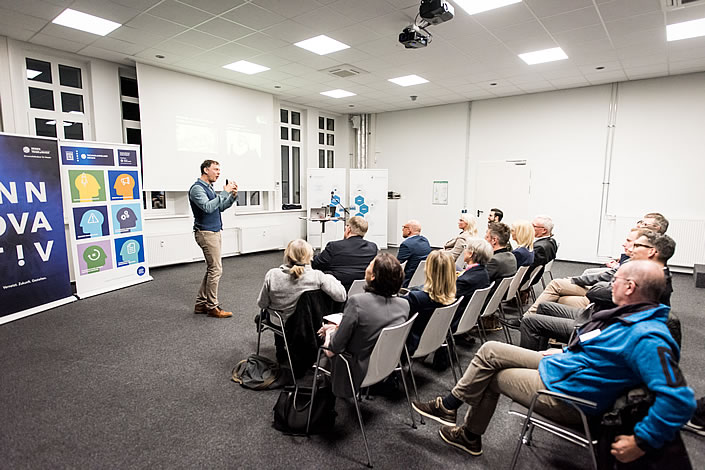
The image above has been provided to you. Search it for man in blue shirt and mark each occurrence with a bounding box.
[397,219,432,287]
[189,160,237,318]
[412,260,695,464]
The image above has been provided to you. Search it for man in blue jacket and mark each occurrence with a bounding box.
[189,160,237,318]
[396,219,432,287]
[412,260,695,463]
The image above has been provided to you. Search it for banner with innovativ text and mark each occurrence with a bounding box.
[0,133,75,324]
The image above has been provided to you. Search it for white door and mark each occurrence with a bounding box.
[473,160,531,233]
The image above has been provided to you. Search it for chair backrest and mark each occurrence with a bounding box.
[520,264,543,291]
[505,266,530,301]
[348,279,366,297]
[407,259,426,288]
[400,260,407,271]
[481,277,512,318]
[454,284,494,336]
[361,313,418,388]
[412,297,463,358]
[543,259,555,276]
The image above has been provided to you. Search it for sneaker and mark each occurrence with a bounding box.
[684,419,705,436]
[412,397,457,426]
[208,307,232,318]
[439,425,482,456]
[684,398,705,436]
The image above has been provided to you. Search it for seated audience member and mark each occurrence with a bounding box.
[312,216,378,291]
[521,215,558,287]
[257,239,346,362]
[485,222,517,284]
[524,227,645,315]
[404,250,457,355]
[443,214,478,263]
[412,260,696,462]
[510,220,535,267]
[638,212,669,234]
[487,208,503,223]
[319,253,409,397]
[397,219,432,288]
[520,232,676,351]
[452,238,492,331]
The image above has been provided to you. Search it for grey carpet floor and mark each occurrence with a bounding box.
[1,251,703,469]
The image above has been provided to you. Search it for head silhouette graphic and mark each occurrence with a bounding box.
[82,245,107,271]
[119,239,141,265]
[80,210,105,238]
[116,207,137,231]
[75,172,101,202]
[114,174,135,199]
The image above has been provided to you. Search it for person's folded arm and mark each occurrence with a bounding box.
[189,184,234,214]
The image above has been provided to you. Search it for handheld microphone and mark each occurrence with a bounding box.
[225,179,229,185]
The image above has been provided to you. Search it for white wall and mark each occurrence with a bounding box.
[373,102,470,247]
[370,75,705,266]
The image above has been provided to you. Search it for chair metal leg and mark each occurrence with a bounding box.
[449,333,463,380]
[498,304,514,345]
[396,363,417,429]
[444,334,459,384]
[339,355,373,468]
[510,395,540,470]
[306,348,326,436]
[477,318,488,343]
[256,312,263,355]
[271,312,296,377]
[404,347,424,425]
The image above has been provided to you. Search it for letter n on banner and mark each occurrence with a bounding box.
[0,133,75,324]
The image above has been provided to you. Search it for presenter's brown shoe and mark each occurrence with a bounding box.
[208,307,232,318]
[194,304,208,314]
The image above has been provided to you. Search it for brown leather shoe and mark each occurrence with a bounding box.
[194,304,208,314]
[208,307,232,318]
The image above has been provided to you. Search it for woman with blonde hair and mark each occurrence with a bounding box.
[443,214,478,262]
[258,239,346,362]
[403,250,457,356]
[511,220,535,267]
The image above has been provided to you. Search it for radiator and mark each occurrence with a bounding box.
[145,227,240,267]
[239,226,284,253]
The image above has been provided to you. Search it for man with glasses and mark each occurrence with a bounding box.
[520,231,676,351]
[413,260,695,464]
[521,215,558,290]
[638,212,669,234]
[397,219,432,287]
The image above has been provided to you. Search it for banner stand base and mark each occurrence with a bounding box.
[0,296,77,326]
[75,276,153,299]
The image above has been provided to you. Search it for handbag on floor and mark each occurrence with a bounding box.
[232,354,290,390]
[273,384,336,435]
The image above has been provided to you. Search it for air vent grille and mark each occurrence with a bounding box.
[322,64,369,79]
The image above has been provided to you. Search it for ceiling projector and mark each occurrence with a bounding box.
[398,25,429,49]
[419,0,454,25]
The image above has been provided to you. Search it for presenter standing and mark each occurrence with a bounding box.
[189,160,238,318]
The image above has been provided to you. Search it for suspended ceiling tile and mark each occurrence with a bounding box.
[195,17,255,41]
[126,13,188,38]
[177,0,247,16]
[147,0,213,27]
[174,29,228,50]
[222,2,286,31]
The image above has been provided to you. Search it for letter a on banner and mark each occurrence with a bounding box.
[0,133,75,325]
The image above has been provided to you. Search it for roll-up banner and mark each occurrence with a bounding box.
[59,140,152,298]
[0,133,75,325]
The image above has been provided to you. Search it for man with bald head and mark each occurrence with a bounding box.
[413,260,695,464]
[397,219,432,287]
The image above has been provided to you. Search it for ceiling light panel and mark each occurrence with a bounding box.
[667,17,705,42]
[519,47,568,65]
[52,9,122,36]
[223,60,270,74]
[388,74,429,86]
[454,0,522,15]
[320,89,356,98]
[295,35,350,55]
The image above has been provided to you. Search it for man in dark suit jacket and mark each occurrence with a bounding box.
[312,216,378,291]
[526,215,558,284]
[452,238,493,331]
[397,219,432,287]
[485,222,517,284]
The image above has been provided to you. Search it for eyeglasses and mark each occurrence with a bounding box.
[632,242,654,249]
[613,275,638,287]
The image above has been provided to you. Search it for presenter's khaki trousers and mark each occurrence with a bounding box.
[195,230,222,309]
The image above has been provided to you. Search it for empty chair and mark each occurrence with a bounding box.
[406,297,464,397]
[307,314,418,468]
[347,279,366,297]
[447,284,494,376]
[476,277,513,343]
[541,259,555,288]
[509,390,598,470]
[496,266,530,344]
[406,259,426,289]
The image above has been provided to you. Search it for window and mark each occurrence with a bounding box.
[318,114,336,168]
[24,55,89,140]
[280,106,303,206]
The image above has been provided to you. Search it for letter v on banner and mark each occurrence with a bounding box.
[58,139,152,298]
[0,132,75,325]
